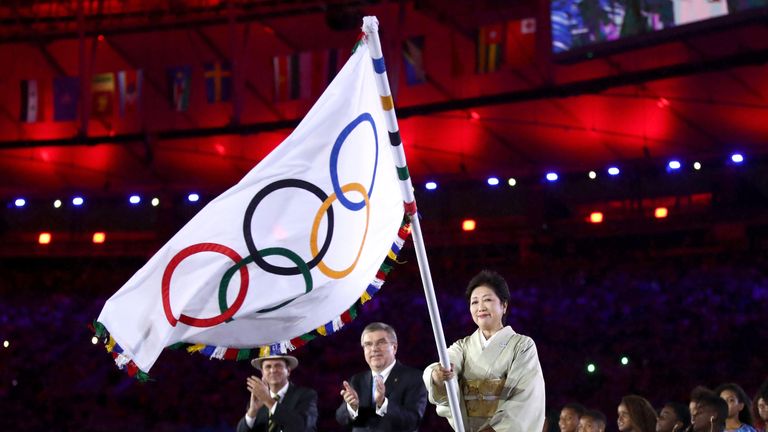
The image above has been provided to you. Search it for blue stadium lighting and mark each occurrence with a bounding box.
[187,193,200,203]
[425,181,437,191]
[608,167,620,176]
[546,172,558,182]
[14,198,26,207]
[731,153,744,163]
[487,177,500,186]
[129,195,141,204]
[668,160,681,170]
[72,196,84,206]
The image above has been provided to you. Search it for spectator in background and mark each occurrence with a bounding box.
[753,380,768,432]
[715,383,757,432]
[579,409,607,432]
[561,403,587,432]
[690,386,717,420]
[656,402,689,432]
[691,393,728,432]
[618,395,658,432]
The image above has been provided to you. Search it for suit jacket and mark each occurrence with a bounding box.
[335,361,428,432]
[236,383,318,432]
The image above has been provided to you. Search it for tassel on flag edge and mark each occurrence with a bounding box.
[92,217,412,380]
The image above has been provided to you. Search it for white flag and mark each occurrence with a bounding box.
[96,43,407,375]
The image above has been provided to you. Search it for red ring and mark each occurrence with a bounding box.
[162,243,249,327]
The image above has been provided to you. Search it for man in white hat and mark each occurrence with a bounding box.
[236,354,318,432]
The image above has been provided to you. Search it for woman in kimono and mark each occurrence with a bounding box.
[423,270,546,432]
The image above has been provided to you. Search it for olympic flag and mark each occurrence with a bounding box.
[95,42,408,376]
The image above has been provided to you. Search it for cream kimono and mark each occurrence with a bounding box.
[422,326,546,432]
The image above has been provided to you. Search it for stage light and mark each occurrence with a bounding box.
[508,178,517,187]
[470,111,481,120]
[53,199,62,208]
[487,177,499,186]
[608,167,620,176]
[620,356,630,366]
[586,363,597,374]
[655,207,668,219]
[129,195,141,204]
[188,193,200,202]
[546,172,558,182]
[97,34,105,42]
[462,219,476,231]
[668,160,681,170]
[151,197,160,207]
[92,232,106,244]
[731,153,744,163]
[38,232,52,245]
[3,340,8,348]
[91,336,99,345]
[693,162,702,170]
[589,212,604,224]
[72,196,84,206]
[425,181,437,190]
[14,198,26,207]
[588,171,597,179]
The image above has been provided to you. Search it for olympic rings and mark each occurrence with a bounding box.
[162,243,249,328]
[310,182,370,279]
[218,247,313,318]
[330,113,378,211]
[165,113,382,326]
[243,179,334,276]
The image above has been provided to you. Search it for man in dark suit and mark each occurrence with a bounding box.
[236,354,317,432]
[336,322,428,431]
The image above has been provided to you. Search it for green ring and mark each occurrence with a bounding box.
[218,247,313,320]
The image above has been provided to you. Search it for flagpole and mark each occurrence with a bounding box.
[362,17,466,432]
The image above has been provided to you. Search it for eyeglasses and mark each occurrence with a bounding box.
[362,339,393,350]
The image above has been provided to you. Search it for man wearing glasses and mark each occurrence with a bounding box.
[336,322,428,431]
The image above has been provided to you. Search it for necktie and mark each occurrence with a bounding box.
[372,374,382,405]
[268,394,281,432]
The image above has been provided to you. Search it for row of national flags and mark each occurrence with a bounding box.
[18,20,535,122]
[21,71,143,122]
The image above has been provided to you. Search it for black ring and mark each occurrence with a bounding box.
[243,179,334,275]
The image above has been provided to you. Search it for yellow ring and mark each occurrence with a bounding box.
[310,182,370,279]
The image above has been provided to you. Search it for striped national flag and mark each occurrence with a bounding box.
[20,80,39,123]
[477,24,504,74]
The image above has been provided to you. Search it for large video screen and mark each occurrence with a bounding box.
[552,0,768,54]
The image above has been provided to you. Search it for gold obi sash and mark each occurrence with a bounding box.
[462,378,505,418]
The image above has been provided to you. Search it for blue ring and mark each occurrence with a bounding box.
[329,113,378,211]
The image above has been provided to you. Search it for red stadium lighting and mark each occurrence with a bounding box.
[655,207,668,219]
[93,232,106,244]
[97,34,105,42]
[589,212,604,224]
[462,219,476,231]
[38,232,52,245]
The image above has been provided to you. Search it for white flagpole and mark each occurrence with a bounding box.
[362,16,466,432]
